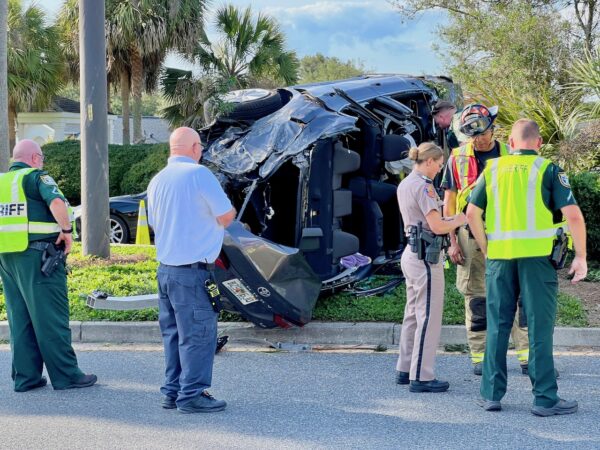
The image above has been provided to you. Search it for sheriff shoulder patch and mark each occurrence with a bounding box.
[40,175,57,186]
[558,172,570,188]
[425,184,436,199]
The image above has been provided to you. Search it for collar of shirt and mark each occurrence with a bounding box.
[9,161,32,171]
[414,170,433,183]
[168,155,197,165]
[511,149,538,155]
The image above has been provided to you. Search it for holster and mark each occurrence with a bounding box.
[550,227,569,270]
[408,222,449,264]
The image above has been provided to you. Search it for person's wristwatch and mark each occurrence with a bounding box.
[61,228,73,234]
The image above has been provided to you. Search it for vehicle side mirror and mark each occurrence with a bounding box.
[382,135,411,162]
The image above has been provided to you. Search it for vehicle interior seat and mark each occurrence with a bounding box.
[331,142,361,260]
[348,133,411,258]
[301,140,360,280]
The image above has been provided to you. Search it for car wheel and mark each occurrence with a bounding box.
[109,214,130,244]
[224,89,284,121]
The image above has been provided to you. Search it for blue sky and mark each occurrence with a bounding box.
[36,0,447,75]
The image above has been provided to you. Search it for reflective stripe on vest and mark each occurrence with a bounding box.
[0,168,62,253]
[0,169,35,252]
[452,142,509,212]
[485,155,558,259]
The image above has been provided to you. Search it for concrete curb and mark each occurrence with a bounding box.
[2,321,600,348]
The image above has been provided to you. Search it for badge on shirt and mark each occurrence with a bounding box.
[557,172,570,188]
[40,175,57,186]
[424,184,437,199]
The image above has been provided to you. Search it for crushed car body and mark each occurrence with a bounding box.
[88,74,459,329]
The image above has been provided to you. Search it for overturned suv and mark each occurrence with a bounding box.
[198,75,457,328]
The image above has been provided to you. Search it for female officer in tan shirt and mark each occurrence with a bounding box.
[394,142,466,393]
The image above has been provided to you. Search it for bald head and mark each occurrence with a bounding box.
[169,127,202,162]
[510,119,542,151]
[13,139,44,168]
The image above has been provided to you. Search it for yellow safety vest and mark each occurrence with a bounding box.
[484,155,558,259]
[0,168,62,253]
[452,142,510,212]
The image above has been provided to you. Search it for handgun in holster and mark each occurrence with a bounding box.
[40,243,66,277]
[550,227,569,270]
[409,221,450,265]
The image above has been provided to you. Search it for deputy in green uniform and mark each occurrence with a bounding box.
[466,119,587,416]
[0,139,96,392]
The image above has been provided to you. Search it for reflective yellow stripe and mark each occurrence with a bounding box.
[471,352,484,363]
[0,224,28,232]
[515,349,529,362]
[29,222,61,233]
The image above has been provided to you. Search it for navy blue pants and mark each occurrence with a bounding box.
[157,264,218,407]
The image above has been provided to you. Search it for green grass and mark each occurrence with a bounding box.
[0,244,591,327]
[313,265,465,324]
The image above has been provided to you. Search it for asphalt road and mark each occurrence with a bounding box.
[1,346,599,450]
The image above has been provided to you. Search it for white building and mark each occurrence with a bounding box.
[16,97,171,145]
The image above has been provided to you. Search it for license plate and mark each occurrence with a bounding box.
[222,279,259,305]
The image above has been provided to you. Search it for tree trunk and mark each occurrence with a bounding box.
[121,71,130,145]
[8,103,16,152]
[130,48,143,143]
[0,0,9,170]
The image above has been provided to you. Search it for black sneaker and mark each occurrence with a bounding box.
[476,397,502,411]
[161,395,177,409]
[531,399,578,417]
[177,391,227,414]
[15,376,48,393]
[55,374,98,390]
[395,371,409,385]
[473,363,482,376]
[409,379,449,393]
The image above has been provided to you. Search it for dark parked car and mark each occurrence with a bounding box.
[73,192,147,244]
[85,75,459,328]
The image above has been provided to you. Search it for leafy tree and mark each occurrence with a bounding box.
[390,0,599,55]
[298,54,365,84]
[7,0,64,149]
[160,68,236,128]
[193,4,299,88]
[569,50,600,118]
[58,0,206,144]
[60,83,168,117]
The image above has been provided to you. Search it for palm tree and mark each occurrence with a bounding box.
[57,0,206,144]
[7,0,64,150]
[0,0,9,170]
[105,0,206,143]
[569,50,600,118]
[194,4,299,89]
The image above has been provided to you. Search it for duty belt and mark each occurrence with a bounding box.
[162,261,214,271]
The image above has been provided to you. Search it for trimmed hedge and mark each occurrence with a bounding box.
[42,141,169,205]
[570,172,600,261]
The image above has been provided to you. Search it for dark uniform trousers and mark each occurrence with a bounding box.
[0,246,83,391]
[482,256,559,408]
[157,264,218,407]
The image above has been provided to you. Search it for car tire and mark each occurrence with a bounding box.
[110,214,130,244]
[226,90,284,121]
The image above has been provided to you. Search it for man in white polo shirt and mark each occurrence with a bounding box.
[147,127,236,414]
